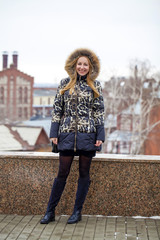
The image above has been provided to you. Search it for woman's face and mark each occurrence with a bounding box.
[76,56,89,76]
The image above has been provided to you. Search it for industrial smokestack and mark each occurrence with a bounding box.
[12,51,18,69]
[2,51,8,69]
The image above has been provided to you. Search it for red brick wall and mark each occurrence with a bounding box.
[144,105,160,155]
[35,129,50,146]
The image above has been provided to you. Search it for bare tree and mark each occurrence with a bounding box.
[103,59,160,154]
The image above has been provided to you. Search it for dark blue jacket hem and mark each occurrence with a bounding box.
[50,122,59,138]
[96,125,105,142]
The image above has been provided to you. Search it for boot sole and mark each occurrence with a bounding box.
[67,216,82,224]
[40,217,55,224]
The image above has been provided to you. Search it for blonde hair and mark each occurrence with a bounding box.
[60,57,99,98]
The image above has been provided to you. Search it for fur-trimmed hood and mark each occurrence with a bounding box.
[65,48,100,81]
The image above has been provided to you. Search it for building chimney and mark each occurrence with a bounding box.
[12,51,18,69]
[2,51,8,69]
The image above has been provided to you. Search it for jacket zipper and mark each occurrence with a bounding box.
[74,77,80,152]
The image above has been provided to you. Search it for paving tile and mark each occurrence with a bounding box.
[72,216,88,240]
[0,215,24,240]
[49,216,68,240]
[17,216,40,240]
[0,215,7,222]
[94,216,106,237]
[105,217,116,239]
[83,216,97,239]
[61,222,76,240]
[0,215,16,233]
[5,215,33,240]
[0,215,160,240]
[39,216,60,240]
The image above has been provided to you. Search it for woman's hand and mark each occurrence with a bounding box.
[95,140,102,147]
[50,138,58,145]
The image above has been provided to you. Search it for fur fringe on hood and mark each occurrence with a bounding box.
[65,48,100,81]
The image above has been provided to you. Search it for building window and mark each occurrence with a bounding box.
[24,107,28,119]
[24,87,28,103]
[0,87,4,104]
[48,97,50,105]
[40,97,42,105]
[18,107,22,118]
[19,87,22,103]
[123,142,127,149]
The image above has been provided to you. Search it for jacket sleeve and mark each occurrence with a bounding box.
[93,81,105,142]
[50,79,66,138]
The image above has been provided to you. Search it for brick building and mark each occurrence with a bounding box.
[0,52,34,123]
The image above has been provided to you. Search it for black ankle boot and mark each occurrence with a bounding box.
[67,210,81,224]
[40,211,55,224]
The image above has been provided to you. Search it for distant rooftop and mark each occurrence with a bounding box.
[21,119,51,137]
[12,126,43,146]
[0,124,49,151]
[0,125,22,151]
[34,89,57,97]
[34,83,58,88]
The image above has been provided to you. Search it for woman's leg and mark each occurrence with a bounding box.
[41,155,74,224]
[67,154,92,224]
[79,154,92,179]
[57,155,74,180]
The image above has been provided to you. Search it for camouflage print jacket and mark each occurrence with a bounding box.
[50,76,105,152]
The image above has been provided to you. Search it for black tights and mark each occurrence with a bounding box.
[57,155,92,181]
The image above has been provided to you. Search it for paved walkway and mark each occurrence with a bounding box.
[0,214,159,240]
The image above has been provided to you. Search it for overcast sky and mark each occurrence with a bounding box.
[0,0,160,84]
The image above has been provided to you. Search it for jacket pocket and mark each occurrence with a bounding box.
[76,132,97,151]
[58,132,75,151]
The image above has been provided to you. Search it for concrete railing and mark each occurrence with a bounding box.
[0,152,160,216]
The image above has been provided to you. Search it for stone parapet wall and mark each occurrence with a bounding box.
[0,152,160,216]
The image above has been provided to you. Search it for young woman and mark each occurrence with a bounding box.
[40,48,105,224]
